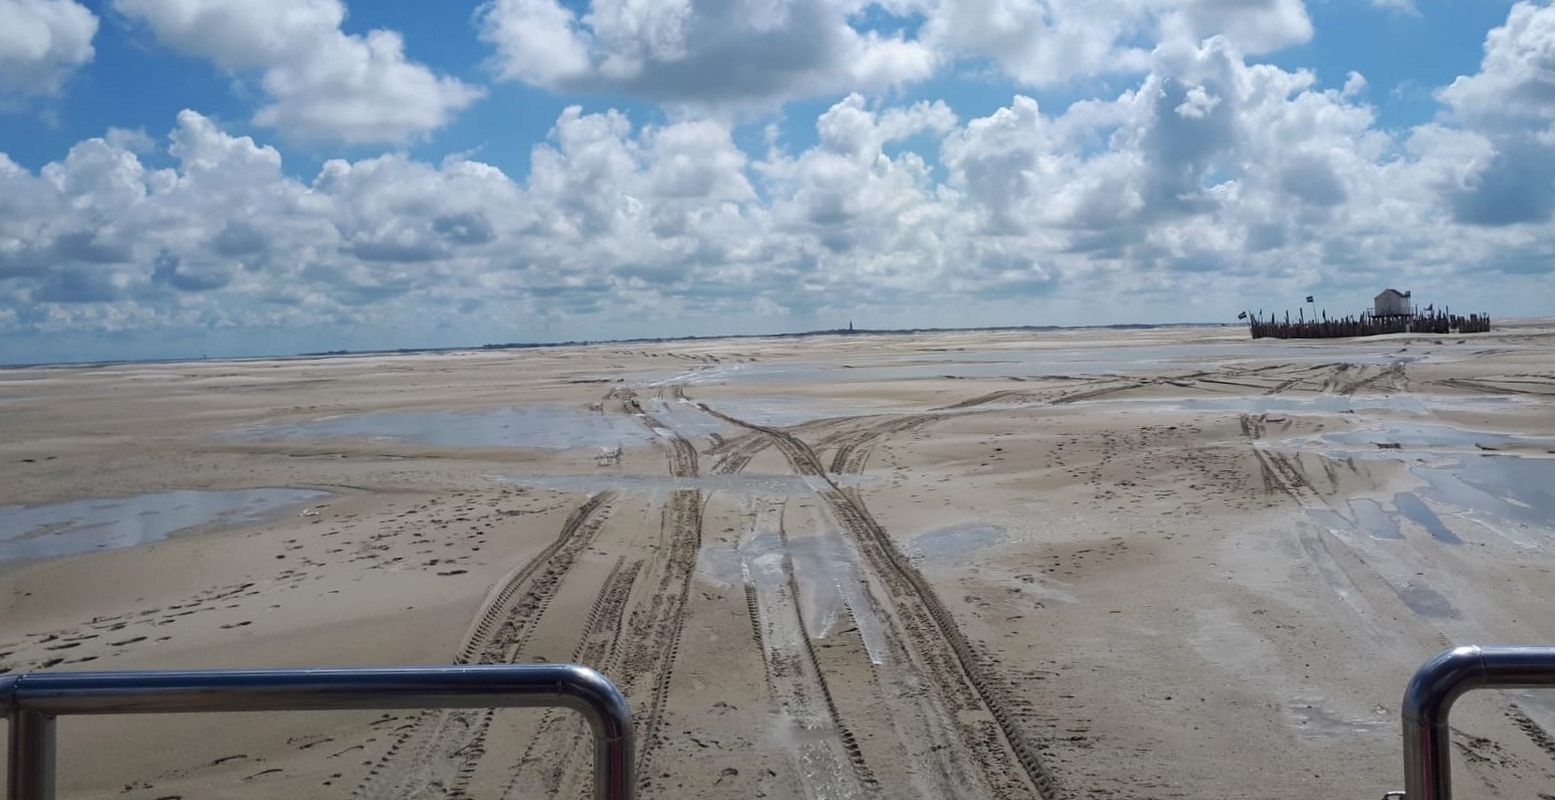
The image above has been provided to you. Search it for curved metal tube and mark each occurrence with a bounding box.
[1402,645,1555,800]
[4,664,632,800]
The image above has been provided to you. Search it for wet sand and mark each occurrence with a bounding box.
[3,322,1555,799]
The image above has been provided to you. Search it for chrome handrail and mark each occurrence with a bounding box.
[2,664,633,800]
[1400,645,1555,800]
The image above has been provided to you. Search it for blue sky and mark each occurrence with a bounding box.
[1,0,1551,363]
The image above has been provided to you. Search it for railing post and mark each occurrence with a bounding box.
[8,709,56,800]
[1401,645,1555,800]
[1,664,630,800]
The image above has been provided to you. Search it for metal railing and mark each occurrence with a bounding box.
[8,646,1550,800]
[1,664,633,800]
[1399,645,1555,800]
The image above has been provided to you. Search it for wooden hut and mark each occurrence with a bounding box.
[1374,288,1412,318]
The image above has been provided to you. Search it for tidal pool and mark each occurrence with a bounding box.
[238,405,656,450]
[1302,448,1554,545]
[1110,394,1520,416]
[906,523,1005,562]
[699,505,887,662]
[495,472,861,496]
[0,488,327,564]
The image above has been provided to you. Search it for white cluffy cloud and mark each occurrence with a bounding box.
[114,0,482,143]
[4,3,1555,357]
[477,0,938,109]
[0,0,98,97]
[1428,1,1555,226]
[476,0,1317,107]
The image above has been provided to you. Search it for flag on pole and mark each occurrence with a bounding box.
[1237,311,1248,320]
[1305,295,1314,303]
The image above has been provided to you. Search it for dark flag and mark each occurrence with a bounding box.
[1425,303,1434,312]
[1237,311,1248,320]
[1305,295,1314,303]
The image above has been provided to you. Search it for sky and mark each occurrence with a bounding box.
[1,0,1552,363]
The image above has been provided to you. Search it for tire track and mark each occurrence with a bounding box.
[1340,361,1407,395]
[354,491,616,800]
[1434,377,1552,396]
[603,388,705,795]
[1240,413,1315,505]
[627,487,701,792]
[500,558,643,800]
[1508,705,1555,764]
[741,499,880,799]
[823,415,943,476]
[693,399,1055,800]
[1050,379,1145,405]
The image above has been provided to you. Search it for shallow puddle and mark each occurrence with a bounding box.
[1307,486,1501,546]
[1413,456,1555,540]
[1091,394,1523,416]
[1313,423,1552,453]
[906,523,1004,562]
[1286,698,1389,738]
[1397,585,1459,618]
[1277,413,1554,545]
[643,397,736,437]
[698,396,861,427]
[1307,499,1401,540]
[238,405,655,451]
[785,528,879,649]
[1393,492,1462,544]
[496,472,858,496]
[700,502,887,663]
[0,488,327,564]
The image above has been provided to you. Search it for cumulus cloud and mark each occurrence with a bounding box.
[477,0,937,109]
[476,0,1319,106]
[1438,2,1555,126]
[113,0,481,143]
[4,11,1555,353]
[0,0,97,98]
[921,0,1312,87]
[1429,2,1555,225]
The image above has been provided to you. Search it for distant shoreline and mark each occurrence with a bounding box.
[1,321,1234,370]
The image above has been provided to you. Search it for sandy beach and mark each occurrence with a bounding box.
[3,322,1554,799]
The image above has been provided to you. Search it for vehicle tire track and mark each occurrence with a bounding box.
[692,399,1055,800]
[499,557,642,800]
[1509,705,1555,764]
[604,388,705,795]
[354,491,616,800]
[1340,361,1407,395]
[1050,379,1145,405]
[627,487,701,792]
[821,415,944,476]
[740,498,881,799]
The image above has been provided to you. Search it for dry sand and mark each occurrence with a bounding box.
[3,321,1554,799]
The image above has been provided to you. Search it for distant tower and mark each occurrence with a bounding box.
[848,320,854,332]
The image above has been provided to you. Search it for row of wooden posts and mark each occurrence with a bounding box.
[1248,310,1490,339]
